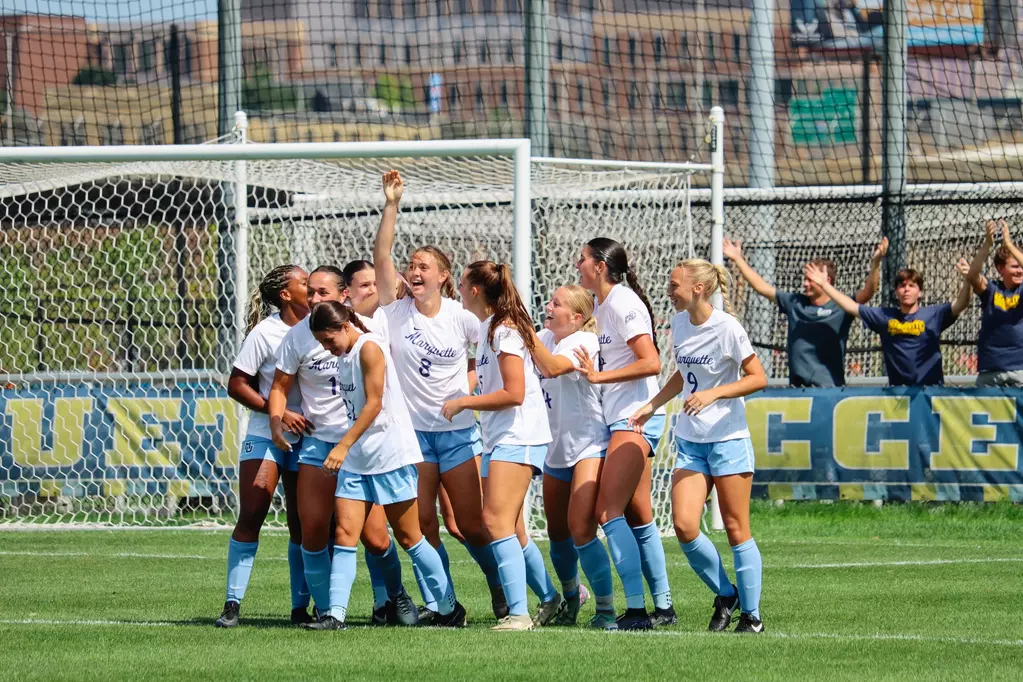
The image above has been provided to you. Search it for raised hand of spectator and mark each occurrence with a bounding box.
[955,257,971,279]
[1000,219,1013,248]
[872,237,889,265]
[985,219,997,246]
[722,237,744,262]
[803,262,829,287]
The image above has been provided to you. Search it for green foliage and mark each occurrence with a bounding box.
[72,65,118,87]
[242,68,298,112]
[374,74,416,111]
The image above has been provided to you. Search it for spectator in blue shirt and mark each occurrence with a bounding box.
[965,220,1023,387]
[723,237,887,387]
[804,263,971,386]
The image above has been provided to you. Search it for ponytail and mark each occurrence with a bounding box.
[248,264,301,332]
[679,258,734,316]
[714,264,735,315]
[464,260,536,352]
[558,284,598,334]
[247,288,265,333]
[309,300,370,334]
[624,267,659,352]
[586,237,658,351]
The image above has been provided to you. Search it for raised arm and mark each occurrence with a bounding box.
[805,263,861,318]
[1002,221,1023,272]
[854,237,888,304]
[723,237,777,302]
[951,260,973,318]
[965,221,996,295]
[373,170,403,307]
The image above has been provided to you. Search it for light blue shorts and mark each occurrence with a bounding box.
[297,436,336,468]
[542,450,607,483]
[239,436,299,472]
[609,413,666,456]
[336,464,419,505]
[674,436,755,477]
[416,426,482,474]
[481,444,548,478]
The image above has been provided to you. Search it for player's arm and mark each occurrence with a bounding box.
[575,334,660,385]
[854,237,888,304]
[373,171,403,307]
[466,357,478,395]
[628,370,684,430]
[951,259,973,318]
[268,369,312,448]
[323,343,386,474]
[529,330,575,378]
[723,237,777,302]
[227,368,266,412]
[683,354,767,416]
[443,352,525,419]
[805,263,861,318]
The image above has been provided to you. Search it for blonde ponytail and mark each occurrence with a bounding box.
[559,284,597,333]
[679,258,735,315]
[714,264,735,315]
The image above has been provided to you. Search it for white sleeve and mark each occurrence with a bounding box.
[552,331,587,367]
[494,326,526,359]
[233,326,268,376]
[617,299,651,343]
[459,306,481,345]
[726,319,756,362]
[382,299,408,330]
[275,329,302,375]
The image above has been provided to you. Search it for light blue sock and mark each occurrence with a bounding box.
[576,537,614,611]
[412,559,438,611]
[406,538,455,616]
[464,541,502,588]
[376,540,406,600]
[287,541,311,610]
[436,541,456,598]
[731,538,762,620]
[522,538,557,602]
[681,532,736,598]
[364,548,390,609]
[548,538,580,599]
[632,521,672,610]
[491,535,528,616]
[225,538,258,603]
[602,516,646,610]
[328,545,358,622]
[301,546,331,612]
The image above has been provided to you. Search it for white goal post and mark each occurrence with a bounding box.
[0,108,726,531]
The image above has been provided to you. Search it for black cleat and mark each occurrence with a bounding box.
[650,605,677,627]
[392,589,420,626]
[215,600,240,628]
[490,584,509,620]
[417,606,437,625]
[734,612,764,634]
[303,615,347,631]
[291,607,314,626]
[615,607,653,631]
[372,602,390,626]
[709,589,740,632]
[432,601,467,628]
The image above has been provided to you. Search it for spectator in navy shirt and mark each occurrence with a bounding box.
[804,263,971,386]
[965,220,1023,387]
[723,237,887,387]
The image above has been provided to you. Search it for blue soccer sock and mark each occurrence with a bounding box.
[576,537,614,612]
[731,538,763,620]
[287,541,310,610]
[602,516,646,610]
[328,545,357,622]
[364,548,390,610]
[522,538,557,602]
[225,538,258,603]
[490,535,528,616]
[548,538,580,599]
[464,541,502,588]
[680,532,737,598]
[406,538,455,616]
[301,546,332,612]
[435,541,456,599]
[376,539,406,600]
[632,521,672,610]
[412,559,438,611]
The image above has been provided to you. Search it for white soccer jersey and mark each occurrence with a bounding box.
[335,333,424,475]
[537,329,610,468]
[382,296,479,432]
[476,317,552,454]
[357,306,390,349]
[593,284,665,425]
[275,318,350,442]
[232,313,303,441]
[670,308,755,443]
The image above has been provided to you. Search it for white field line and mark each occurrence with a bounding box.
[786,557,1023,569]
[0,618,1019,649]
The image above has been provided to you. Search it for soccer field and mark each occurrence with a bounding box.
[0,502,1019,681]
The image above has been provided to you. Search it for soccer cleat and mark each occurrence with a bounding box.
[589,610,619,631]
[490,584,510,620]
[432,601,467,628]
[371,603,390,626]
[615,608,653,631]
[417,606,437,625]
[392,589,420,626]
[554,589,585,625]
[303,614,347,631]
[290,607,314,626]
[734,612,764,634]
[650,605,677,627]
[532,591,566,627]
[491,614,534,631]
[708,589,740,632]
[215,600,240,628]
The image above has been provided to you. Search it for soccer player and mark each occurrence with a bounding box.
[216,265,312,628]
[269,265,417,627]
[441,261,558,631]
[804,261,971,386]
[965,220,1023,386]
[722,237,888,386]
[373,171,505,621]
[529,285,615,628]
[573,238,674,630]
[304,301,466,630]
[629,259,768,633]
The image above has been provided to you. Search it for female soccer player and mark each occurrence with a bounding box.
[373,171,505,621]
[965,220,1023,386]
[268,265,417,627]
[441,261,558,631]
[303,301,466,630]
[629,259,767,633]
[574,238,674,630]
[529,285,615,628]
[215,264,311,628]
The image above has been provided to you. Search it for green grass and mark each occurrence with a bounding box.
[1,502,1021,681]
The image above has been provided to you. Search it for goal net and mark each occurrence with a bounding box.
[0,117,722,533]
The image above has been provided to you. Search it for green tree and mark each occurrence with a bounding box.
[374,75,416,111]
[241,68,298,112]
[72,65,118,86]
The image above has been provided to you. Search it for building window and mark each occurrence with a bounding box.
[355,42,363,65]
[668,80,686,109]
[702,80,713,108]
[88,42,104,66]
[113,44,131,76]
[587,0,596,11]
[505,40,514,62]
[500,81,508,106]
[458,0,469,13]
[775,78,793,106]
[707,32,714,65]
[552,82,558,107]
[576,78,584,109]
[506,0,521,11]
[654,35,663,63]
[733,33,742,61]
[557,0,571,15]
[555,37,564,61]
[379,43,387,65]
[480,40,489,64]
[628,83,639,109]
[475,82,485,109]
[722,80,739,107]
[448,84,459,108]
[356,0,370,18]
[482,0,496,11]
[628,35,636,65]
[454,41,462,64]
[380,0,393,19]
[680,33,689,60]
[405,0,418,18]
[436,0,447,15]
[139,40,155,74]
[652,82,663,111]
[602,79,610,107]
[328,43,338,67]
[603,36,611,66]
[404,42,412,64]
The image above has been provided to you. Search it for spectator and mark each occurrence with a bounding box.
[803,262,971,386]
[722,237,887,387]
[965,220,1023,387]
